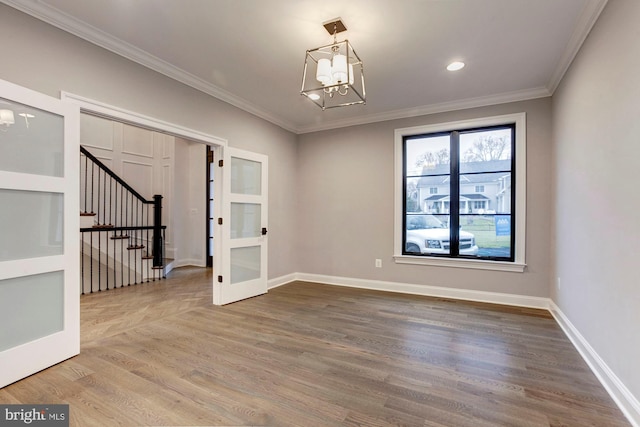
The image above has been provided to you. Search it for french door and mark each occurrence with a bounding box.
[0,79,80,387]
[214,147,268,305]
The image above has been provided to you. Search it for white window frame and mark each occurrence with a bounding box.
[393,113,526,272]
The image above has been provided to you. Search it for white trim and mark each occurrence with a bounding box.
[268,273,297,290]
[4,0,607,135]
[60,92,227,309]
[172,259,207,269]
[549,301,640,427]
[546,0,609,94]
[393,112,526,270]
[270,272,550,309]
[0,172,65,193]
[0,256,65,281]
[121,159,153,168]
[298,87,548,134]
[60,92,228,147]
[1,0,297,133]
[393,255,526,272]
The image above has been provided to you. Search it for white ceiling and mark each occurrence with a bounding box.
[4,0,608,134]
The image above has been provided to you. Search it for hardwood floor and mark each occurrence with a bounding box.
[0,267,630,426]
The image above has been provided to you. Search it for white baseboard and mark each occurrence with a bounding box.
[266,272,638,426]
[293,272,551,309]
[268,273,297,290]
[549,301,640,427]
[172,259,206,268]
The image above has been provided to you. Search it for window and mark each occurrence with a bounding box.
[394,113,526,272]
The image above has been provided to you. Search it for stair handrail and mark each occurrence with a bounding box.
[80,145,164,267]
[80,145,153,205]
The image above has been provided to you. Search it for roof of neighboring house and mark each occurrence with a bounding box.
[461,193,490,200]
[415,159,511,187]
[426,195,449,201]
[425,194,490,201]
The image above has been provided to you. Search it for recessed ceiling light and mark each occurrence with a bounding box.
[308,94,320,101]
[447,61,465,71]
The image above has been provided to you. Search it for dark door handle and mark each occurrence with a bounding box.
[261,227,268,236]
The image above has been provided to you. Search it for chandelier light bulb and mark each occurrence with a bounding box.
[332,54,348,84]
[316,58,332,85]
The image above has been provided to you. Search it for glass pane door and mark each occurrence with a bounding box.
[215,147,268,305]
[0,79,80,388]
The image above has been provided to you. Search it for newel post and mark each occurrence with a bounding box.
[153,194,163,267]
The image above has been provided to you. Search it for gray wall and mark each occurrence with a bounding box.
[552,0,640,400]
[0,4,299,280]
[297,97,553,297]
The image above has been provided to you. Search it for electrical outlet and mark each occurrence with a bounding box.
[375,259,382,268]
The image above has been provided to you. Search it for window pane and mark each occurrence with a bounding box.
[230,203,261,239]
[461,214,511,259]
[230,246,261,284]
[405,213,450,255]
[459,128,512,174]
[405,134,450,177]
[405,177,421,212]
[0,271,64,351]
[0,97,64,177]
[231,157,261,195]
[0,189,63,262]
[459,172,512,214]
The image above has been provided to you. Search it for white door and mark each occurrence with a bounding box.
[0,79,80,387]
[214,147,268,305]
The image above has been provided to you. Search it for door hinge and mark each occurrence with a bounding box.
[218,275,223,283]
[207,150,214,163]
[218,159,224,167]
[218,217,223,225]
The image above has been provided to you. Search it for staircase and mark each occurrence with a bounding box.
[80,146,171,294]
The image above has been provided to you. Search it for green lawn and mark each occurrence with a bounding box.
[461,216,511,249]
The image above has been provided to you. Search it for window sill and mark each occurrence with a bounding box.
[393,255,526,272]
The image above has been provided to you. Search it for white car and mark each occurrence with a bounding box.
[405,214,478,255]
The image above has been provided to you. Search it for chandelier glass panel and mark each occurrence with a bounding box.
[300,20,366,110]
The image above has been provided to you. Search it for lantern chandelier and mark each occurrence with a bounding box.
[300,18,366,110]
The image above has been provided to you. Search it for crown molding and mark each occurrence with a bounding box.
[1,0,299,133]
[546,0,609,94]
[296,86,551,134]
[2,0,606,135]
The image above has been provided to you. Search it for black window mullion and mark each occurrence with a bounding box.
[450,131,460,256]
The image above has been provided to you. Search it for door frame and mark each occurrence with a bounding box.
[61,92,227,301]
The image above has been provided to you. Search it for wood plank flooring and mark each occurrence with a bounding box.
[0,267,630,426]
